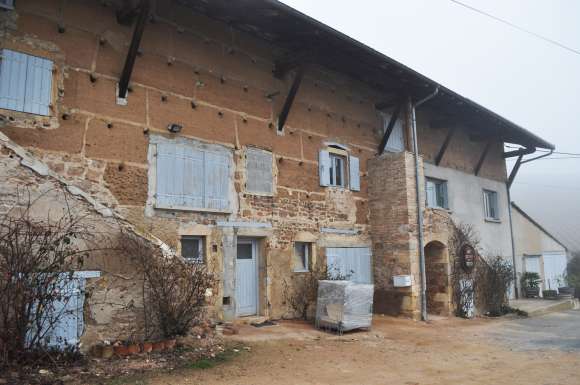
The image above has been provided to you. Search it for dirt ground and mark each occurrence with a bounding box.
[126,314,578,385]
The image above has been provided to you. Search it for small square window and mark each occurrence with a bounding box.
[181,236,204,263]
[483,190,499,220]
[293,242,311,272]
[329,154,346,187]
[426,178,448,209]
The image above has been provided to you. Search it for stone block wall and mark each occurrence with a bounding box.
[368,151,424,319]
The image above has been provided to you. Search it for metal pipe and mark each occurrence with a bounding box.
[506,148,553,299]
[410,86,439,322]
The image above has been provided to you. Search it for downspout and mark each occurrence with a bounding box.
[410,87,439,322]
[506,148,553,299]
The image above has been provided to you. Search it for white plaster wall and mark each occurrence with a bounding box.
[423,162,512,257]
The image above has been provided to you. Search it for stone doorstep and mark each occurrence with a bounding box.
[232,316,268,325]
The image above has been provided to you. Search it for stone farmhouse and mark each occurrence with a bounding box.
[0,0,554,348]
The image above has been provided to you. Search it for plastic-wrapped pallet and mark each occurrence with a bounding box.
[315,280,374,333]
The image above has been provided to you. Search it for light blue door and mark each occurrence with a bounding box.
[33,275,84,350]
[235,239,258,316]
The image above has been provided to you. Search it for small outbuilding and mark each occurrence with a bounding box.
[512,202,569,295]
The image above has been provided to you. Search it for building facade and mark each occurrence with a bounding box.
[0,0,554,347]
[512,203,569,294]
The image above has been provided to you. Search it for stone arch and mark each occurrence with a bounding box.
[424,240,452,316]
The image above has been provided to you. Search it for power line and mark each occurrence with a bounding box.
[449,0,580,56]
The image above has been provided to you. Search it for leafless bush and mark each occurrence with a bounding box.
[0,190,103,364]
[448,223,480,318]
[121,232,216,338]
[475,256,514,316]
[448,223,513,317]
[282,265,352,321]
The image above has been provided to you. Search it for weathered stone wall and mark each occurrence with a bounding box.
[0,136,146,351]
[0,0,375,326]
[368,151,424,319]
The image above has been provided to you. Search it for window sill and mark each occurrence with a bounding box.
[485,218,501,224]
[427,206,452,214]
[155,204,232,214]
[293,269,310,273]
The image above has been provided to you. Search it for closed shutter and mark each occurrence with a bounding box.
[23,55,53,115]
[204,151,229,210]
[382,112,405,153]
[0,49,52,115]
[34,275,84,349]
[246,148,273,194]
[349,156,360,191]
[0,49,27,112]
[426,179,436,207]
[156,143,204,209]
[181,144,204,209]
[326,247,372,284]
[319,150,331,186]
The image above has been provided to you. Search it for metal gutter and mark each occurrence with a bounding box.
[410,87,440,322]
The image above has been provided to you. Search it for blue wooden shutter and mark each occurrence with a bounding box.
[0,49,27,112]
[319,150,331,186]
[440,182,449,209]
[23,54,53,115]
[181,144,204,209]
[204,151,229,210]
[246,148,273,194]
[157,143,204,209]
[382,112,405,153]
[349,156,360,191]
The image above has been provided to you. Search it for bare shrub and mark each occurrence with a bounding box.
[475,256,514,316]
[448,222,514,317]
[121,232,216,338]
[282,265,352,321]
[448,223,480,318]
[0,190,102,363]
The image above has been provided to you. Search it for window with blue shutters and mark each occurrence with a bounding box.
[153,137,232,212]
[319,147,360,191]
[0,49,53,116]
[426,177,449,209]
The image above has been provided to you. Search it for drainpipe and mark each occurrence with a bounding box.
[506,148,553,299]
[410,87,439,322]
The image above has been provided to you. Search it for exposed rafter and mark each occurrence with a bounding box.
[503,146,535,159]
[377,101,403,155]
[118,0,150,100]
[474,140,492,176]
[277,66,304,132]
[435,126,456,166]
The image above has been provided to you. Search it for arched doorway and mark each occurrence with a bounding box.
[425,241,451,316]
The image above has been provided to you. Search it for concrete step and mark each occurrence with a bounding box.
[510,298,579,317]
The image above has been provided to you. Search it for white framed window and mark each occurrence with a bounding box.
[319,147,360,191]
[329,153,346,187]
[483,189,499,220]
[181,236,204,263]
[293,242,310,272]
[246,147,273,195]
[0,49,53,115]
[426,177,448,209]
[153,137,231,212]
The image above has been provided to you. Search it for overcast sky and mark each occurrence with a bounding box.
[282,0,580,251]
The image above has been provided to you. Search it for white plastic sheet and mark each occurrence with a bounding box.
[315,280,373,333]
